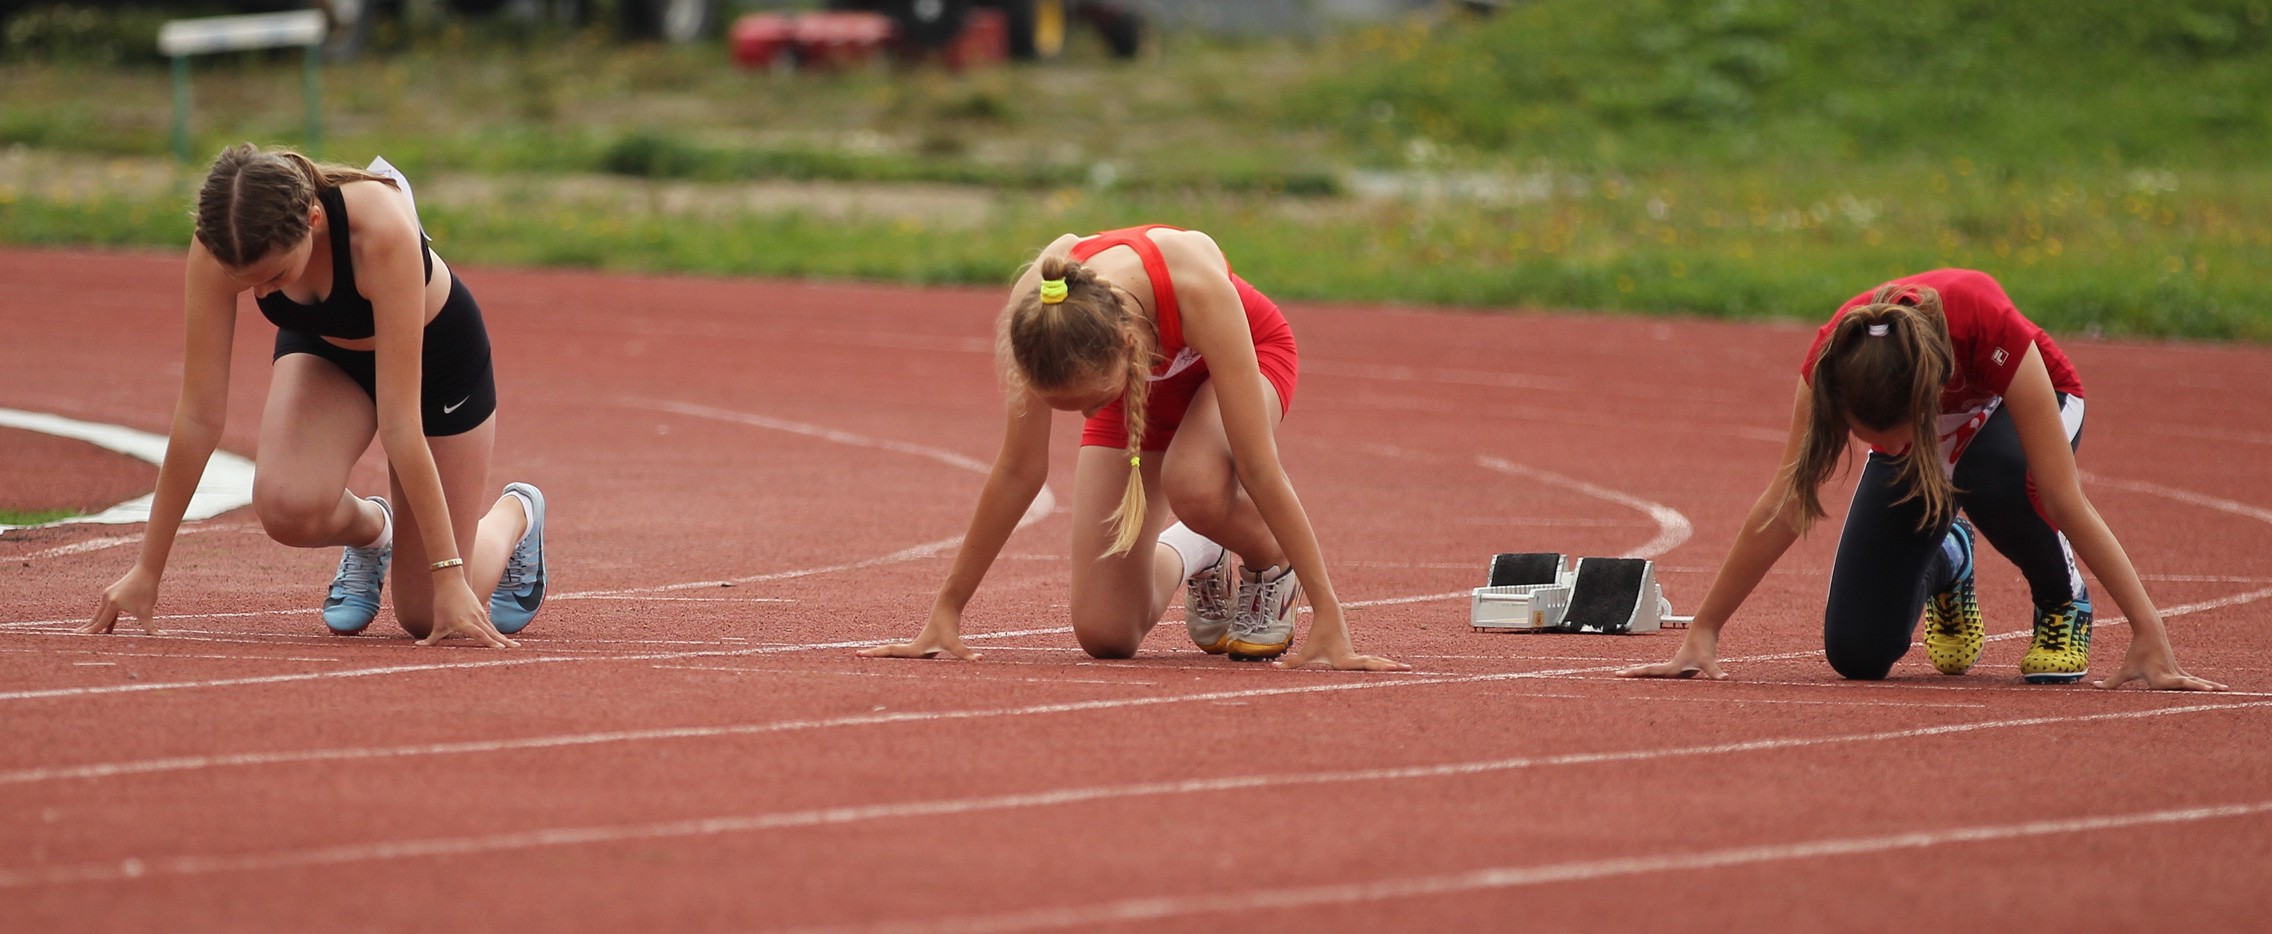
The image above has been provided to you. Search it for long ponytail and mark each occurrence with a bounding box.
[1780,283,1957,532]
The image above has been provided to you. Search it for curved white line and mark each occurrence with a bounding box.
[0,408,255,534]
[1476,456,1692,558]
[2085,471,2272,528]
[553,400,1053,599]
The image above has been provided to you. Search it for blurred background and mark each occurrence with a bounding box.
[2,0,2267,339]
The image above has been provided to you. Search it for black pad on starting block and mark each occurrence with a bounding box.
[1488,552,1564,588]
[1566,557,1653,634]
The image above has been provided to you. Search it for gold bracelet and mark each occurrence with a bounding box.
[430,557,465,571]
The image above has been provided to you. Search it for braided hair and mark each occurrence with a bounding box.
[1000,253,1159,556]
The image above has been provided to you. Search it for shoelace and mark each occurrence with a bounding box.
[1190,566,1231,619]
[333,545,384,595]
[1234,574,1291,635]
[499,542,534,590]
[1929,592,1965,634]
[2035,607,2074,653]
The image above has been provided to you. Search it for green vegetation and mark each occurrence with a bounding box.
[3,1,2270,338]
[0,509,81,526]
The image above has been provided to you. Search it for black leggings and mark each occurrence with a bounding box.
[1822,395,2086,680]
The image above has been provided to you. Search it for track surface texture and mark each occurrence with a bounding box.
[4,248,2268,932]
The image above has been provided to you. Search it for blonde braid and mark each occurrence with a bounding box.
[1001,252,1163,556]
[1104,318,1153,556]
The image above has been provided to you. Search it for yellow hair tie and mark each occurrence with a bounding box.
[1039,278,1069,304]
[1129,454,1141,468]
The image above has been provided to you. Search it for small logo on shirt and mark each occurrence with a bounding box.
[1991,348,2009,366]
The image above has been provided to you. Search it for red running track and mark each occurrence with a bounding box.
[3,247,2269,932]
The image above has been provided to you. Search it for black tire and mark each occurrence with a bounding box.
[999,0,1066,61]
[1084,1,1141,59]
[890,0,966,49]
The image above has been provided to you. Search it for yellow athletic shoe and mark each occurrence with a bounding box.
[2020,595,2093,684]
[1922,518,1982,676]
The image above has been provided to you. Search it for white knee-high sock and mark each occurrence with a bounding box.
[1156,521,1225,581]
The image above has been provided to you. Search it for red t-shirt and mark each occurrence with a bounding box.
[1799,269,2084,465]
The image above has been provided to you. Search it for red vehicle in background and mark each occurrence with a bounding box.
[830,0,1143,60]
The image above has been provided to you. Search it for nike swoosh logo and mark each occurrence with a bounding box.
[442,396,471,414]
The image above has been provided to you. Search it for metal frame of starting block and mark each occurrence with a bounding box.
[1470,553,1692,633]
[1470,552,1574,632]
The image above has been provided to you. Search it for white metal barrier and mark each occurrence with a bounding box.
[158,10,328,161]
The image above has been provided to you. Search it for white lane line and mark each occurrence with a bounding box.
[5,572,2260,704]
[1591,676,2272,699]
[0,626,1075,703]
[650,665,1153,687]
[0,574,1518,697]
[559,596,797,604]
[0,648,341,663]
[1475,457,1693,559]
[0,650,1833,785]
[554,399,1053,600]
[0,609,306,631]
[9,524,249,560]
[0,408,256,534]
[650,665,933,679]
[4,699,2261,887]
[818,800,2272,933]
[5,464,2255,707]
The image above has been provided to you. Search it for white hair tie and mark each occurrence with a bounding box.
[1867,323,1891,337]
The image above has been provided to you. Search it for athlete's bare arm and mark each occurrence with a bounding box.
[1156,230,1406,671]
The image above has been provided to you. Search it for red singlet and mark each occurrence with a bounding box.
[1070,225,1299,450]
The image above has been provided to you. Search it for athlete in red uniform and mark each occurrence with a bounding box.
[1623,269,2221,690]
[862,226,1405,670]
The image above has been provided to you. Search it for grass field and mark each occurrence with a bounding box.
[3,1,2269,338]
[0,509,79,526]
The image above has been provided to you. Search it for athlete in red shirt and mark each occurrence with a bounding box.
[861,226,1404,671]
[1624,270,2220,690]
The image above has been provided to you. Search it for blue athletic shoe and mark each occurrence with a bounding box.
[322,496,392,635]
[489,482,547,635]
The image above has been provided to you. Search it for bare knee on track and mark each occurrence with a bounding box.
[1070,608,1145,660]
[253,484,343,548]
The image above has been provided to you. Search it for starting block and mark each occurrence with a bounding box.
[1470,553,1692,633]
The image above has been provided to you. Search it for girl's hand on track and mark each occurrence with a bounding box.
[1618,629,1728,680]
[1274,633,1411,671]
[2096,649,2226,691]
[84,568,163,636]
[416,580,517,648]
[859,606,982,661]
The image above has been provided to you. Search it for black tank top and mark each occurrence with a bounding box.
[254,185,434,340]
